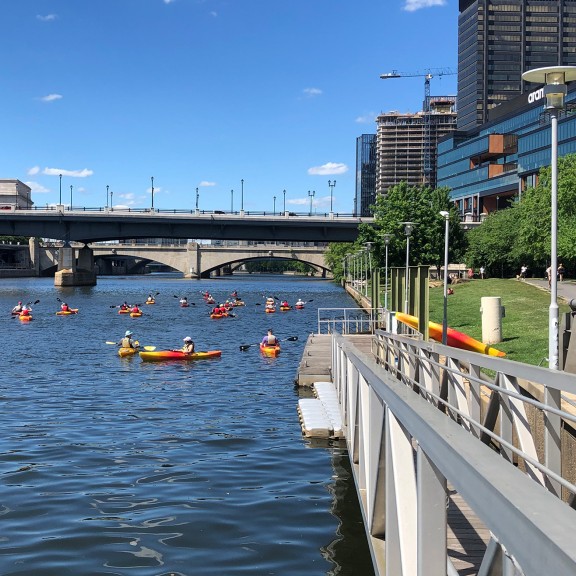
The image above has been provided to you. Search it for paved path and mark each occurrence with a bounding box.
[523,278,576,305]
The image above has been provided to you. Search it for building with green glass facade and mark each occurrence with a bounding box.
[437,84,576,219]
[355,134,377,217]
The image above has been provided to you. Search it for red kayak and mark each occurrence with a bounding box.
[139,350,222,362]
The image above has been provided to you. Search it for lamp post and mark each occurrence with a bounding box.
[328,180,336,213]
[151,176,154,210]
[383,234,391,310]
[241,179,244,212]
[196,187,199,211]
[308,190,315,215]
[273,196,276,215]
[59,174,62,206]
[523,65,576,371]
[106,185,109,209]
[70,185,73,211]
[365,242,373,299]
[440,211,450,345]
[231,189,234,213]
[110,190,113,209]
[402,222,415,314]
[283,189,286,213]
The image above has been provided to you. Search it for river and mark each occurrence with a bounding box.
[0,275,374,576]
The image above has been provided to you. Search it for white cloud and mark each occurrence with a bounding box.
[27,166,40,176]
[37,14,57,21]
[148,186,162,194]
[43,167,94,178]
[356,113,377,124]
[163,0,176,3]
[287,198,310,206]
[25,181,50,193]
[403,0,446,11]
[199,181,216,187]
[303,87,322,97]
[210,11,218,17]
[40,94,63,102]
[307,162,348,176]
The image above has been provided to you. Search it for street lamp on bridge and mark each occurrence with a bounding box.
[273,196,276,215]
[328,180,336,213]
[401,222,415,314]
[440,211,450,345]
[59,174,62,206]
[383,234,391,310]
[106,185,109,209]
[283,189,286,213]
[231,189,234,213]
[308,190,315,215]
[70,185,73,211]
[241,179,244,212]
[196,187,199,211]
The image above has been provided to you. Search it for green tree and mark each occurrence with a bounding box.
[324,242,354,282]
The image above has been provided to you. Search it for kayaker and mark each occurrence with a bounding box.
[119,330,136,349]
[131,304,141,314]
[12,301,23,314]
[231,290,238,298]
[20,305,30,317]
[296,299,305,307]
[218,304,227,314]
[180,296,188,305]
[281,300,289,308]
[181,337,195,354]
[146,294,154,303]
[120,302,129,311]
[211,305,220,315]
[61,302,70,312]
[261,329,277,346]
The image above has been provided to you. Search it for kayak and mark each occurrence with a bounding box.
[260,343,281,357]
[265,307,276,313]
[295,304,305,309]
[280,306,291,311]
[118,309,130,314]
[394,312,506,357]
[130,312,143,318]
[19,314,32,321]
[118,347,138,357]
[139,349,222,362]
[56,309,79,315]
[210,312,228,319]
[233,301,245,306]
[145,300,155,305]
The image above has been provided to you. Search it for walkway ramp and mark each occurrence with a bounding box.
[298,381,344,439]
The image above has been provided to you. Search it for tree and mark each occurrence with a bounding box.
[367,182,467,275]
[324,242,354,282]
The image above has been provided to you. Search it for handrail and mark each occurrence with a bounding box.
[332,333,576,575]
[317,307,388,335]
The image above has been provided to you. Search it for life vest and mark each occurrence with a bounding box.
[266,335,277,345]
[61,305,69,311]
[132,307,140,313]
[121,337,134,348]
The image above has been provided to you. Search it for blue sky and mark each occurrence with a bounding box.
[1,0,458,213]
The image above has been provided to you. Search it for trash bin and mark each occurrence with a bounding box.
[480,296,504,344]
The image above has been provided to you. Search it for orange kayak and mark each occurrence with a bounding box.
[260,343,281,357]
[56,309,79,315]
[395,312,506,357]
[130,312,143,318]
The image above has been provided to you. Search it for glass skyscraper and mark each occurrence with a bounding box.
[458,0,576,131]
[355,134,377,217]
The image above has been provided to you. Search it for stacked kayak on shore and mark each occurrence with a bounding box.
[139,350,222,362]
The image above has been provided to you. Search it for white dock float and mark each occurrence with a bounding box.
[297,381,344,439]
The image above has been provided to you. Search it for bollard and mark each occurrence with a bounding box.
[480,296,503,344]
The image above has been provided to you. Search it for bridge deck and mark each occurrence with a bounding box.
[296,334,491,575]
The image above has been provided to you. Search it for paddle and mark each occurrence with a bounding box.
[105,341,156,351]
[239,335,298,351]
[173,295,196,305]
[11,299,38,317]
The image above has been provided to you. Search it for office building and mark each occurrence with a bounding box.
[0,180,33,209]
[458,0,576,132]
[355,134,377,216]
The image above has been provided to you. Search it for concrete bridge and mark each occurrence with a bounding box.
[14,240,329,280]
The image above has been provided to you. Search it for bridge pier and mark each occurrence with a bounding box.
[54,244,97,286]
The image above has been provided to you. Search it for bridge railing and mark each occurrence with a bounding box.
[332,330,576,575]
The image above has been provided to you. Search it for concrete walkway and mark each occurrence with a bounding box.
[523,278,576,305]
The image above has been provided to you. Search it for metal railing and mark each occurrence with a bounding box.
[317,307,386,335]
[331,329,576,575]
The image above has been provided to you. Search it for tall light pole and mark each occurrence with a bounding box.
[241,179,244,211]
[308,190,315,215]
[59,174,62,205]
[231,189,234,213]
[283,189,286,213]
[151,176,155,210]
[70,185,73,210]
[106,185,109,209]
[402,222,415,314]
[365,242,373,298]
[273,196,276,215]
[440,211,450,345]
[196,187,199,211]
[523,66,576,371]
[328,180,336,213]
[383,234,391,310]
[110,190,113,209]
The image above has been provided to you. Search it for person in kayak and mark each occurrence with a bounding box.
[60,302,70,312]
[20,305,31,316]
[211,305,221,315]
[12,301,23,314]
[281,300,289,308]
[146,294,154,303]
[131,304,141,314]
[261,329,278,347]
[181,337,195,354]
[120,302,129,311]
[180,296,188,305]
[119,330,137,349]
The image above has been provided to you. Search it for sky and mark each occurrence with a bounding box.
[1,0,458,214]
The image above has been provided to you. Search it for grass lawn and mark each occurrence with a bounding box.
[426,279,570,366]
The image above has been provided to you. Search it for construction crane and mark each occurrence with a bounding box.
[380,68,456,185]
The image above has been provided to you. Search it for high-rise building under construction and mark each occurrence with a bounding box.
[375,96,457,197]
[457,0,576,132]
